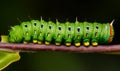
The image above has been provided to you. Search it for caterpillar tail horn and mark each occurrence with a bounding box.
[110,19,115,26]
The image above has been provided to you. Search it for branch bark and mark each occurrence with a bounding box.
[0,43,120,53]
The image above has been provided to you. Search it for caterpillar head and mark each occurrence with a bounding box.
[8,25,23,43]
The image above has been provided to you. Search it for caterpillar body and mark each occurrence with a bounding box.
[8,19,114,47]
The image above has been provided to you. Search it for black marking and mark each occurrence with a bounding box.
[47,32,50,36]
[68,34,70,38]
[57,33,60,37]
[34,22,37,26]
[95,32,97,37]
[58,26,61,30]
[77,27,80,32]
[41,24,43,28]
[49,26,52,29]
[68,26,71,31]
[96,26,99,30]
[25,25,28,28]
[86,27,89,30]
[86,33,88,37]
[34,30,36,34]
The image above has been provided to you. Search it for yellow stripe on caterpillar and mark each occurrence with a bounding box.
[55,42,61,46]
[38,41,42,44]
[92,42,98,46]
[75,43,81,47]
[33,40,38,44]
[45,41,50,45]
[84,42,90,46]
[23,41,28,44]
[65,43,71,46]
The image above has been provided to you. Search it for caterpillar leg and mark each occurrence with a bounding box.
[83,42,90,46]
[92,42,98,46]
[33,40,38,44]
[38,41,42,44]
[23,41,28,44]
[75,43,81,47]
[45,41,50,45]
[65,43,71,46]
[55,42,61,46]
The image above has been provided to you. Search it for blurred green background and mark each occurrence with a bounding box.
[1,0,120,71]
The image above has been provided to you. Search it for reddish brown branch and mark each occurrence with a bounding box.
[0,43,120,53]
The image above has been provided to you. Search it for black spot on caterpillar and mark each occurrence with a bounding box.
[8,19,114,47]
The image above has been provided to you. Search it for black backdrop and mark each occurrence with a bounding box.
[1,0,120,71]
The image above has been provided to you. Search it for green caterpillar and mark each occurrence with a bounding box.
[8,19,114,47]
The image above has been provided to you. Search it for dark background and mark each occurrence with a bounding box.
[1,0,120,71]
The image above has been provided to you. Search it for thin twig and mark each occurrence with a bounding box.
[0,43,120,53]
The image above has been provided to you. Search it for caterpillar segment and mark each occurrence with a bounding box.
[91,22,102,46]
[73,21,83,47]
[54,21,65,46]
[8,19,114,47]
[31,20,40,44]
[64,22,75,46]
[38,19,47,44]
[21,22,32,44]
[45,21,55,45]
[83,22,93,46]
